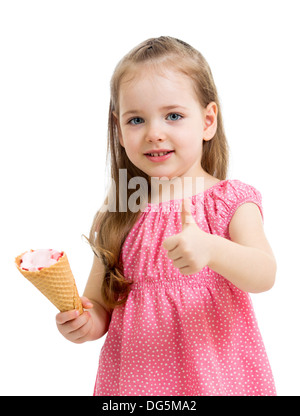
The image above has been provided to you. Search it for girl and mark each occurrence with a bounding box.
[56,36,277,396]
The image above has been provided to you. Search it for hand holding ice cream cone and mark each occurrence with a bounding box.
[55,296,94,343]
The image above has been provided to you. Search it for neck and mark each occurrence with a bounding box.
[149,176,205,204]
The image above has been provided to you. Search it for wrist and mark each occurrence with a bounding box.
[88,302,111,340]
[206,233,221,270]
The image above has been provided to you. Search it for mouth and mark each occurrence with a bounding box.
[144,150,174,157]
[144,150,174,162]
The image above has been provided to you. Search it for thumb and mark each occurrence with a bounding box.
[80,296,94,309]
[181,198,195,228]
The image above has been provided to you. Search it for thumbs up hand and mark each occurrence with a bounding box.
[162,198,214,275]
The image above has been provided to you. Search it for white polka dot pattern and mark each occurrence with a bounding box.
[93,179,276,396]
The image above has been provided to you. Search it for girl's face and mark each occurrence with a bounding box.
[115,66,217,181]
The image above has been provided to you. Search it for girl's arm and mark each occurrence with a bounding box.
[208,202,277,293]
[163,200,276,294]
[82,254,112,340]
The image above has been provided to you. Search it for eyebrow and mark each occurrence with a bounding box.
[121,105,187,119]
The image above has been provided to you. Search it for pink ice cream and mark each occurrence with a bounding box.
[20,249,63,272]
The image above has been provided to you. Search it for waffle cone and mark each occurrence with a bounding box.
[15,251,83,314]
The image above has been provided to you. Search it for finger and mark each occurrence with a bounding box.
[173,257,189,270]
[66,312,93,342]
[181,198,195,227]
[67,311,91,334]
[162,235,179,252]
[72,317,94,344]
[58,311,90,338]
[166,246,182,261]
[179,266,192,275]
[80,296,94,309]
[56,309,79,325]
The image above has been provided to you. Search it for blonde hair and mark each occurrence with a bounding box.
[87,36,229,310]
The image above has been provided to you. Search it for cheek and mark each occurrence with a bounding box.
[126,149,139,163]
[122,137,139,155]
[122,140,142,164]
[122,127,144,152]
[175,131,203,152]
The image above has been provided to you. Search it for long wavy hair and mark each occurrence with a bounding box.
[86,36,229,310]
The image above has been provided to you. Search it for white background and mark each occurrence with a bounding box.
[1,0,299,396]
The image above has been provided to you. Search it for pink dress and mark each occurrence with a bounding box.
[93,179,276,396]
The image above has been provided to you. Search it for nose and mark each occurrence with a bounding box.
[145,121,167,143]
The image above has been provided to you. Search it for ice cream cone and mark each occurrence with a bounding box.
[15,251,83,314]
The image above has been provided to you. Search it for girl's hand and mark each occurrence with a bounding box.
[55,296,94,344]
[162,199,214,275]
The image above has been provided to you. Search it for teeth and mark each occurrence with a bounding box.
[149,151,169,156]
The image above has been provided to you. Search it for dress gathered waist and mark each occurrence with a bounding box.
[128,270,230,291]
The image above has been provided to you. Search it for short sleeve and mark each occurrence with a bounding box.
[226,180,264,225]
[203,179,264,238]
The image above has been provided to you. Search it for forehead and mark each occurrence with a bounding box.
[119,64,198,107]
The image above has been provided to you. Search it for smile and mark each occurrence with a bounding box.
[147,151,171,157]
[144,150,174,162]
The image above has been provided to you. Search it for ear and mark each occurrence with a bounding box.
[112,111,124,147]
[203,102,218,141]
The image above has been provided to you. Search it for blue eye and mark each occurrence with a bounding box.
[167,113,182,121]
[129,117,144,125]
[128,113,182,125]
